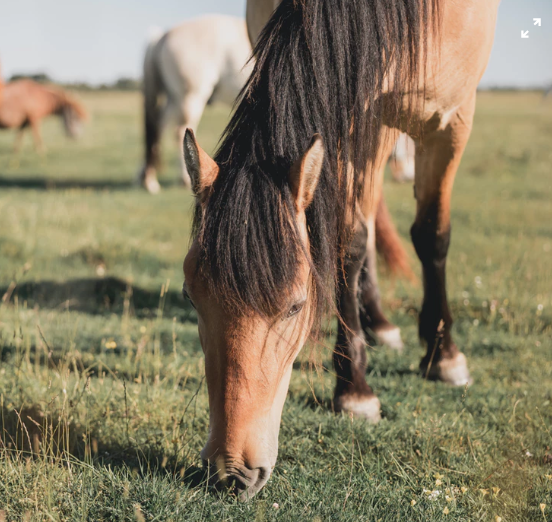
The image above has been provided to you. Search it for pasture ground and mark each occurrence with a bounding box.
[0,91,551,521]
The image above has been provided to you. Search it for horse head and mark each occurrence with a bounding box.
[182,129,324,499]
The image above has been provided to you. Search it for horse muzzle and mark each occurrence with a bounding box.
[202,457,273,500]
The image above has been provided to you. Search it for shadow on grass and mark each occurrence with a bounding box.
[1,276,196,321]
[0,405,209,489]
[0,175,131,191]
[0,175,183,191]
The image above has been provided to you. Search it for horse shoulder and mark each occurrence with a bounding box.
[0,82,32,127]
[402,0,501,131]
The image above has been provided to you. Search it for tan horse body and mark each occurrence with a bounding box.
[0,80,87,155]
[183,0,501,498]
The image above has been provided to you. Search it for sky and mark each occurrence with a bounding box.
[0,0,550,88]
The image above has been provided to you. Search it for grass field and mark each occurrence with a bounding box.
[0,90,551,521]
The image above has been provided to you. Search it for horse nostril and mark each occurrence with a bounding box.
[226,474,249,493]
[229,466,272,500]
[256,466,271,483]
[222,467,259,494]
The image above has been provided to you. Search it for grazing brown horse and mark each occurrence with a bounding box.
[182,0,500,498]
[0,80,87,156]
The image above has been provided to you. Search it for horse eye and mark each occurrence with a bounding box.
[286,302,304,319]
[182,286,196,310]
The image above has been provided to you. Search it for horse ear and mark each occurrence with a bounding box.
[289,134,324,211]
[183,129,219,197]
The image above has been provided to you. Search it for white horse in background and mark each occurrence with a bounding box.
[389,133,415,182]
[137,13,413,193]
[137,15,253,193]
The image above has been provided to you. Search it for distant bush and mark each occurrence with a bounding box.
[9,72,52,83]
[6,73,141,92]
[68,77,142,92]
[477,85,548,93]
[110,77,141,91]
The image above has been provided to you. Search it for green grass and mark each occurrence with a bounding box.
[0,91,551,521]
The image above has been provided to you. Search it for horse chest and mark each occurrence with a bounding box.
[0,104,28,129]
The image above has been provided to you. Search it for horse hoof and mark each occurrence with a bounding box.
[144,177,161,194]
[136,166,161,194]
[334,394,381,423]
[420,352,473,386]
[374,326,404,352]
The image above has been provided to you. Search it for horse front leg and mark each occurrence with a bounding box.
[411,94,476,385]
[358,132,405,351]
[358,197,405,351]
[9,127,25,169]
[139,101,174,194]
[333,217,381,422]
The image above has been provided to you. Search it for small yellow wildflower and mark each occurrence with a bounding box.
[445,495,453,503]
[540,504,546,514]
[434,473,444,480]
[410,500,416,506]
[479,489,489,496]
[435,479,443,486]
[461,487,468,494]
[105,340,117,349]
[443,507,449,515]
[139,325,147,333]
[495,516,502,522]
[492,487,501,495]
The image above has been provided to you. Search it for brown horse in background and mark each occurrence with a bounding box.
[0,80,88,157]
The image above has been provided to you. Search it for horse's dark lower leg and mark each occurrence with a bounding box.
[333,222,381,422]
[410,94,476,385]
[411,209,459,369]
[145,110,160,171]
[358,210,404,351]
[357,139,405,351]
[138,106,162,193]
[138,71,164,194]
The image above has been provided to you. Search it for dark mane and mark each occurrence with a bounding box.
[193,0,440,327]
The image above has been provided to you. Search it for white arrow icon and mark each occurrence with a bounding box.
[534,18,542,26]
[521,30,529,38]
